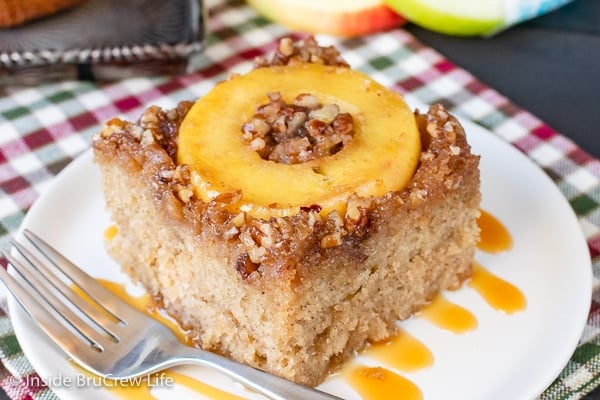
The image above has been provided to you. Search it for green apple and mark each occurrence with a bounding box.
[383,0,505,36]
[246,0,406,37]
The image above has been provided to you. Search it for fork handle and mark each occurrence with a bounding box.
[174,345,344,400]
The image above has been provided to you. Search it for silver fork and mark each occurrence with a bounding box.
[0,229,343,400]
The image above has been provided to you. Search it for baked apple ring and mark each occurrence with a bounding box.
[178,63,421,218]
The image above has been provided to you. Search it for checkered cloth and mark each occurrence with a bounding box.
[1,1,599,399]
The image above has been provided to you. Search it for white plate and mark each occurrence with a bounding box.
[8,117,592,400]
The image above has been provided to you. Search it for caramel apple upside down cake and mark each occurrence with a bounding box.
[92,36,481,387]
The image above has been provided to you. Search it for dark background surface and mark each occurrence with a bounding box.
[407,1,600,398]
[406,0,600,160]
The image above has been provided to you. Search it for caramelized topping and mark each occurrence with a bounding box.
[254,36,349,69]
[241,92,355,164]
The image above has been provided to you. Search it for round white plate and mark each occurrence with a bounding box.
[8,117,592,400]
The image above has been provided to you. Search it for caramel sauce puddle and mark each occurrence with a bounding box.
[96,209,522,399]
[473,209,526,313]
[469,262,527,314]
[101,369,246,400]
[419,294,478,333]
[103,225,118,242]
[477,209,512,253]
[364,329,433,372]
[344,365,422,400]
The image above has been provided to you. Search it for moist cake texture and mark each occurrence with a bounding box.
[92,37,481,387]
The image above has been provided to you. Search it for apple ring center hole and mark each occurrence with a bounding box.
[241,92,356,164]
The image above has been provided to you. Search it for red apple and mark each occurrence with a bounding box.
[246,0,405,37]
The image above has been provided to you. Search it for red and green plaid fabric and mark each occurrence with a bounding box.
[1,1,599,399]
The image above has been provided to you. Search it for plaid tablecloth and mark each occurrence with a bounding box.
[1,1,599,399]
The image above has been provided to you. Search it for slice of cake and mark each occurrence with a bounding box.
[92,36,480,387]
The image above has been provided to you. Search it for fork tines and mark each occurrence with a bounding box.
[0,230,135,355]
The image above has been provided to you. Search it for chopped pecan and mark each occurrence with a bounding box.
[254,36,349,68]
[236,252,259,279]
[345,196,372,237]
[241,92,355,164]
